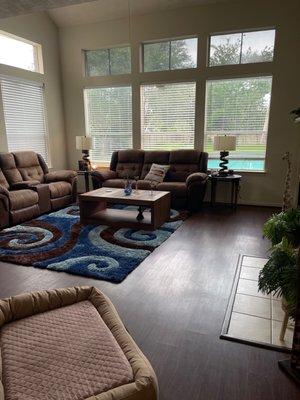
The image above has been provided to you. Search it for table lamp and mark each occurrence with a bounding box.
[76,136,94,171]
[213,135,236,176]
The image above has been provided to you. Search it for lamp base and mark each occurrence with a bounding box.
[218,150,229,175]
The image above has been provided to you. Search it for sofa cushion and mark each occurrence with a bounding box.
[156,182,187,198]
[9,189,39,211]
[140,151,170,179]
[13,151,44,182]
[49,181,72,199]
[102,179,125,189]
[144,164,169,183]
[115,150,144,179]
[167,150,202,182]
[0,169,9,190]
[0,153,23,185]
[136,180,152,190]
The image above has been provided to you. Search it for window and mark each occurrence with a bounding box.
[1,77,50,164]
[204,76,272,171]
[84,46,131,76]
[0,30,42,72]
[84,86,132,163]
[209,29,275,66]
[141,82,196,150]
[143,38,197,72]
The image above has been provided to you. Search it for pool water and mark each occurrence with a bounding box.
[208,159,264,171]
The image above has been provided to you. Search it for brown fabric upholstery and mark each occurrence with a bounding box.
[0,152,77,228]
[0,153,23,185]
[9,189,38,211]
[156,182,186,197]
[0,170,9,190]
[92,149,208,212]
[140,151,170,179]
[115,150,144,179]
[49,181,72,199]
[13,151,44,182]
[0,286,158,400]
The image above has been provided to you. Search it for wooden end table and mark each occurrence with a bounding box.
[79,188,171,230]
[210,174,242,210]
[76,170,93,192]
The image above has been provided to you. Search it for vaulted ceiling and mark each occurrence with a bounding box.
[0,0,229,25]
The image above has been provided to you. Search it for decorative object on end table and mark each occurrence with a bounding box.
[76,136,94,171]
[213,135,236,176]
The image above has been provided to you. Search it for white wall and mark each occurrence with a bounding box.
[0,12,67,169]
[58,0,300,206]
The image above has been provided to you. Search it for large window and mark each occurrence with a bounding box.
[204,76,272,171]
[1,77,50,164]
[84,86,132,163]
[85,46,131,76]
[143,38,197,72]
[141,82,196,151]
[0,30,42,73]
[209,29,275,66]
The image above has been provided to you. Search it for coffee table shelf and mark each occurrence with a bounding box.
[79,188,171,231]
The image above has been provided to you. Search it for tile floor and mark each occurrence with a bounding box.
[227,255,294,349]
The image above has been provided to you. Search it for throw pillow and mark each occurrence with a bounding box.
[144,164,169,183]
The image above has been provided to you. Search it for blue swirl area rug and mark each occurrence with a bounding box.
[0,205,186,283]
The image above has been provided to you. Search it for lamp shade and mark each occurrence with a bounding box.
[76,136,94,150]
[213,135,236,151]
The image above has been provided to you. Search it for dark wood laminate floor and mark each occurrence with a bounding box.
[0,205,299,400]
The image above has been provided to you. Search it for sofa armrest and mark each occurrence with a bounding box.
[186,172,208,186]
[45,170,77,184]
[10,180,40,190]
[91,169,117,183]
[0,185,9,211]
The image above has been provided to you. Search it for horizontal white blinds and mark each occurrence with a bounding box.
[1,77,50,164]
[141,82,196,151]
[204,76,272,159]
[84,86,132,163]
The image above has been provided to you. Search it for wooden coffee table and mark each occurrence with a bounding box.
[79,188,171,230]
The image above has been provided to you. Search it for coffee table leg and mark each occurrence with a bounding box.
[137,206,145,221]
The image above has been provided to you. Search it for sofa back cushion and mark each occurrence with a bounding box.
[13,151,44,182]
[140,151,170,179]
[0,153,23,185]
[0,168,9,189]
[113,150,145,179]
[168,150,203,182]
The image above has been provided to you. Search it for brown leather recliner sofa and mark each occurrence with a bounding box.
[91,149,208,211]
[0,151,77,229]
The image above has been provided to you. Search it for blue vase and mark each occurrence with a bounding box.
[124,180,132,196]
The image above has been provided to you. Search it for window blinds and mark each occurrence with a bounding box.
[84,86,132,163]
[1,77,50,164]
[141,82,196,151]
[204,76,272,160]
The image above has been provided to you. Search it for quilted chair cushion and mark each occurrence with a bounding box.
[0,286,158,400]
[115,150,145,179]
[0,170,9,190]
[49,181,72,199]
[9,189,39,211]
[168,150,202,182]
[13,151,44,183]
[0,153,23,185]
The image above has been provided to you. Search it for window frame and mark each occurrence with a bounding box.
[207,27,276,67]
[203,74,273,173]
[141,36,198,73]
[83,45,132,77]
[0,29,43,74]
[0,75,51,166]
[83,83,133,164]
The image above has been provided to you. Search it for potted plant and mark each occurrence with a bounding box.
[258,208,300,319]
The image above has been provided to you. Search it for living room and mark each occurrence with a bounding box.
[0,0,299,399]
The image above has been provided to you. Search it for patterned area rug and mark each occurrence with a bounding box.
[0,205,185,283]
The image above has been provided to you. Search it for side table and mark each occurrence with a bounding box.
[76,170,93,193]
[209,174,242,210]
